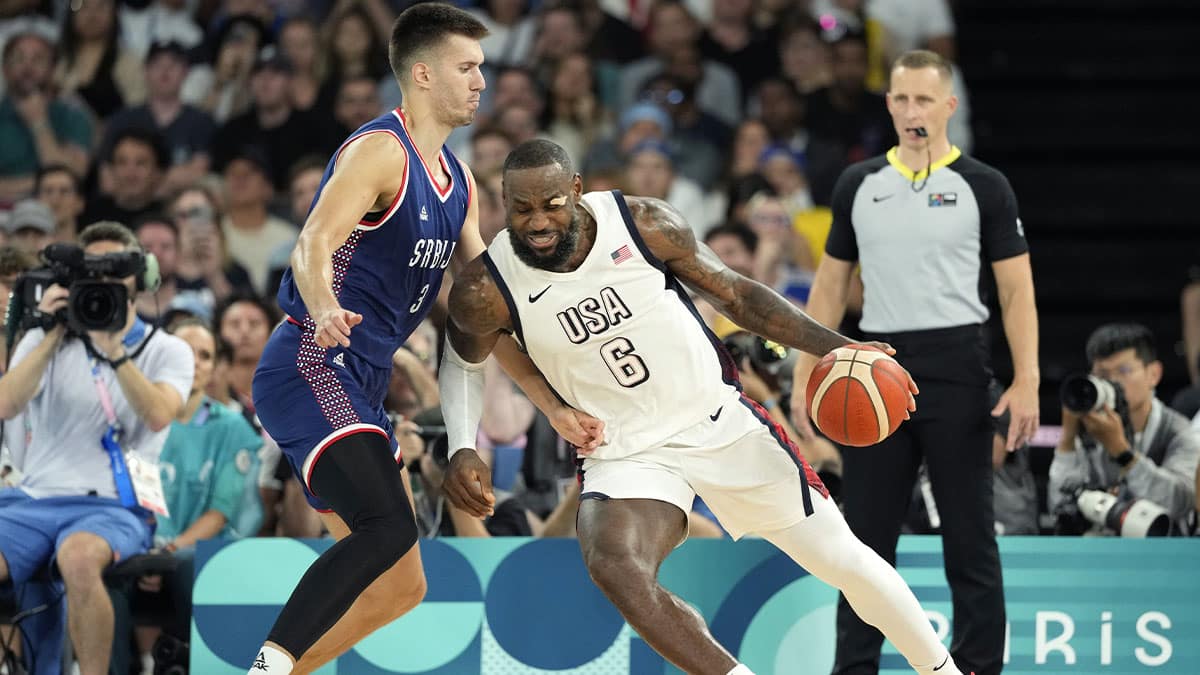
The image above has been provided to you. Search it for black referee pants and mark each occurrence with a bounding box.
[832,325,1005,675]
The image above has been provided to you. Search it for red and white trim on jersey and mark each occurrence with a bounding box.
[329,128,409,231]
[459,158,474,213]
[738,393,829,514]
[393,108,455,202]
[301,423,392,495]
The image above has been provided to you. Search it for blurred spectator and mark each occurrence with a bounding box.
[109,318,262,675]
[541,52,611,164]
[286,155,325,225]
[753,76,807,151]
[470,126,515,178]
[622,139,713,235]
[0,244,36,373]
[803,30,895,205]
[988,380,1038,535]
[0,32,91,202]
[0,221,192,674]
[181,14,267,123]
[488,65,545,122]
[211,46,340,191]
[214,293,276,418]
[468,0,536,68]
[699,220,756,338]
[101,41,216,199]
[745,190,814,304]
[778,16,834,94]
[758,143,813,216]
[34,164,85,242]
[494,104,540,145]
[582,100,667,177]
[54,0,145,120]
[132,213,185,324]
[219,147,296,296]
[726,118,770,182]
[320,5,391,110]
[2,197,54,256]
[1050,324,1200,535]
[557,0,644,65]
[170,184,254,312]
[638,71,726,188]
[0,0,57,100]
[699,0,780,95]
[866,0,957,78]
[333,74,383,137]
[476,171,507,244]
[618,0,741,127]
[277,16,326,114]
[83,126,167,227]
[528,4,590,83]
[119,0,203,60]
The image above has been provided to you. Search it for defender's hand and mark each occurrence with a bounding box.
[443,449,495,518]
[313,307,362,348]
[549,406,605,455]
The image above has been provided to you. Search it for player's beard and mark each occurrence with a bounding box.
[509,213,581,272]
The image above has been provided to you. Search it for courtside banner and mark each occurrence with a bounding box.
[193,537,1200,674]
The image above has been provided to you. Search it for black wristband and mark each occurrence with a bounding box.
[110,354,130,369]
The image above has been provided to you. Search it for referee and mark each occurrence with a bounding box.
[792,50,1039,675]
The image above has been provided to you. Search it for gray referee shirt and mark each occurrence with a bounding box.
[825,147,1029,333]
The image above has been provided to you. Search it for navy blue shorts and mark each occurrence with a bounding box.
[253,319,399,512]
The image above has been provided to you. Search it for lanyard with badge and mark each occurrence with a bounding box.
[90,319,170,517]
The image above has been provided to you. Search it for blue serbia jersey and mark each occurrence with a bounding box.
[277,108,470,368]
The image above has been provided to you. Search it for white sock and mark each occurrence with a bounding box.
[913,651,962,675]
[726,665,755,675]
[249,646,294,674]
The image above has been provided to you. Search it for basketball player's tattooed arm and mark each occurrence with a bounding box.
[447,257,605,451]
[628,197,850,358]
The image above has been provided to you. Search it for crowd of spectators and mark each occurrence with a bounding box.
[0,0,1196,671]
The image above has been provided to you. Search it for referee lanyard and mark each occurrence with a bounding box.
[92,319,147,509]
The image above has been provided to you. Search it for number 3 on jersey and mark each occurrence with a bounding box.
[410,283,430,313]
[601,337,648,387]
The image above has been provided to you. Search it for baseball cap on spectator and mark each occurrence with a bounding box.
[252,45,292,75]
[146,40,189,64]
[619,102,672,136]
[3,199,55,236]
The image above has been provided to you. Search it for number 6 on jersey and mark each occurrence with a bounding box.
[601,337,649,387]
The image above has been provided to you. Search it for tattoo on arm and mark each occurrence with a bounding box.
[629,196,849,357]
[447,258,510,363]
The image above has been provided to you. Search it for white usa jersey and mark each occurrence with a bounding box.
[484,190,741,460]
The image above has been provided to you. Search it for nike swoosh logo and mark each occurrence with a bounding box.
[709,406,722,422]
[528,285,552,303]
[932,655,950,671]
[873,194,894,202]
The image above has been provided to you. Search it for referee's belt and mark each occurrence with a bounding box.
[860,323,983,349]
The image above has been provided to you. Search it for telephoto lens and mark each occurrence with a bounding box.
[1059,374,1117,413]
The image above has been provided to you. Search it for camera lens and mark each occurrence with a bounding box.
[68,280,128,332]
[78,287,117,324]
[1060,374,1100,413]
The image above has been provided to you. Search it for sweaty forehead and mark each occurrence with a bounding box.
[504,166,572,200]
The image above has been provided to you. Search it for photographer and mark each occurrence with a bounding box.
[0,222,193,675]
[1050,323,1200,535]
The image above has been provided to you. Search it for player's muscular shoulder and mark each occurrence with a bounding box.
[625,196,695,261]
[335,132,408,209]
[448,256,510,336]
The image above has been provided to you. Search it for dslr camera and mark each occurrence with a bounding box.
[8,243,145,335]
[1059,373,1135,449]
[1054,485,1171,537]
[723,332,789,381]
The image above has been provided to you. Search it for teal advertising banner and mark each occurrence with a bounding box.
[192,537,1200,674]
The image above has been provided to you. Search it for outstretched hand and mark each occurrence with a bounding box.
[549,406,606,455]
[443,449,495,518]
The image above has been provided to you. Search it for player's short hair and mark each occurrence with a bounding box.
[388,3,488,85]
[1085,323,1158,365]
[890,50,953,86]
[503,139,574,176]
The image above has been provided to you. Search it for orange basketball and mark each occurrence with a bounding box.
[805,344,911,447]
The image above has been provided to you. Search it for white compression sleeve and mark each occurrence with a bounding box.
[438,336,486,461]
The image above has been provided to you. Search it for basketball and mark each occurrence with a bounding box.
[805,344,911,447]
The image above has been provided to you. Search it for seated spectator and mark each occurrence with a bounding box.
[320,5,392,121]
[219,147,297,297]
[277,16,327,115]
[333,74,383,138]
[54,0,145,120]
[698,221,756,338]
[0,32,91,203]
[618,0,741,127]
[83,127,168,227]
[100,41,216,199]
[109,317,262,674]
[181,15,268,124]
[470,126,515,178]
[757,144,815,216]
[467,0,536,69]
[698,0,780,95]
[2,198,54,256]
[134,213,211,325]
[33,164,84,243]
[777,16,834,95]
[169,184,254,314]
[0,221,192,674]
[541,52,612,166]
[1050,323,1200,535]
[622,139,714,235]
[744,191,815,305]
[638,71,727,189]
[725,118,771,184]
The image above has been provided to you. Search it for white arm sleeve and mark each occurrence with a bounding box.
[439,336,486,461]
